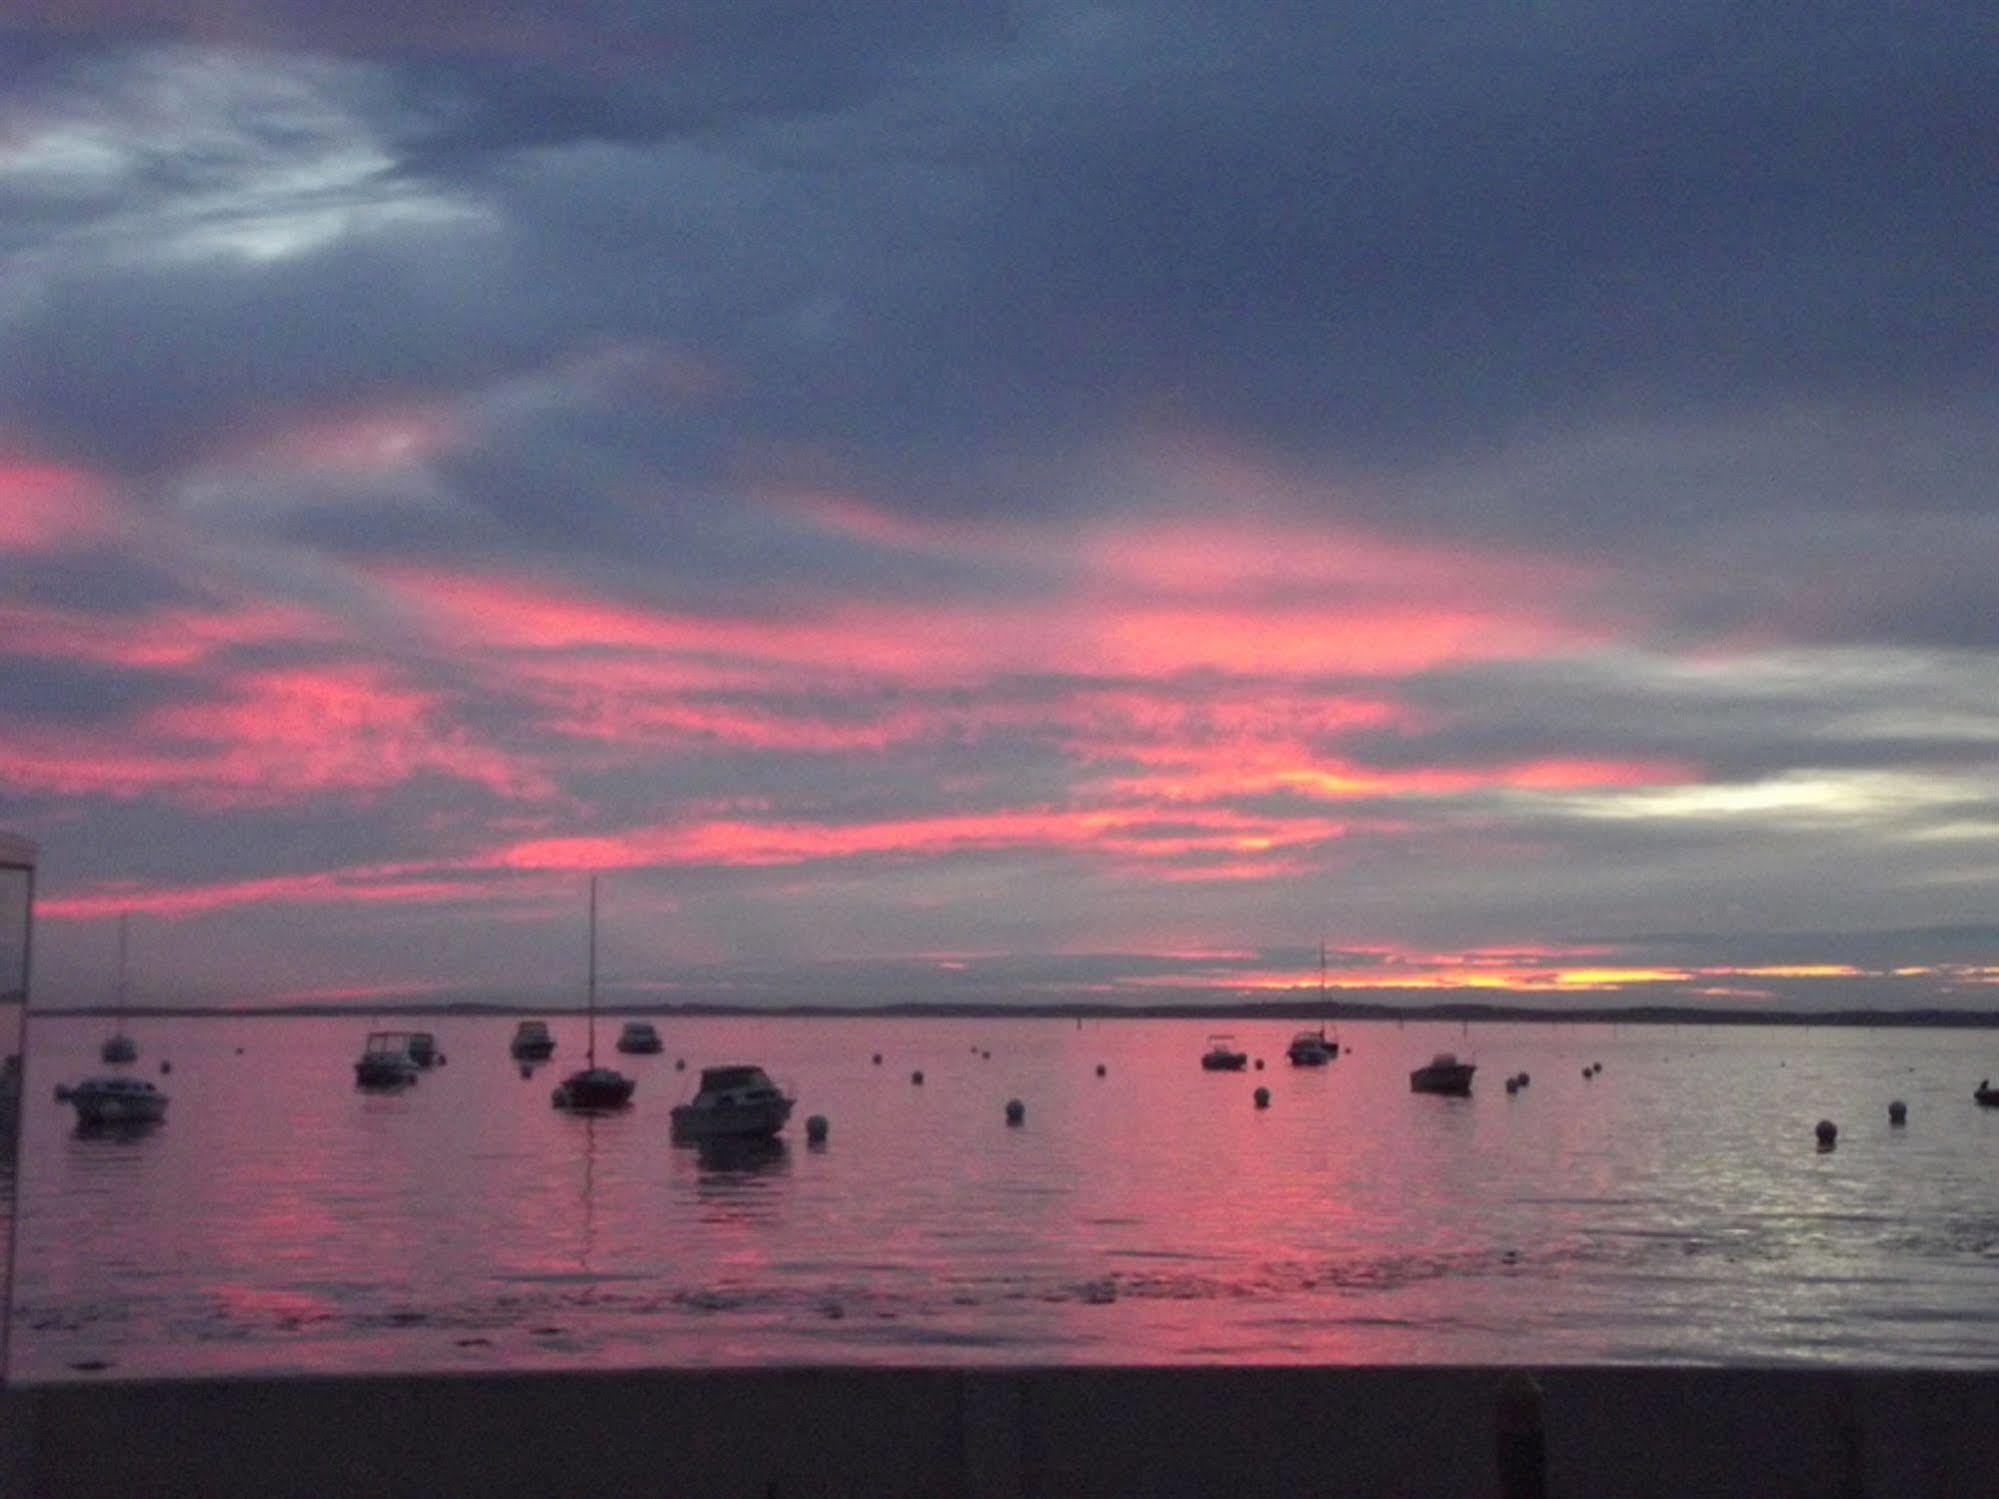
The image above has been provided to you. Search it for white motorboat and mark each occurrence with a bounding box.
[62,1074,168,1126]
[510,1019,556,1061]
[354,1031,421,1087]
[1410,1052,1476,1095]
[670,1065,794,1140]
[615,1020,664,1054]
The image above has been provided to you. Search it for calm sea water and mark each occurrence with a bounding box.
[8,1015,1998,1381]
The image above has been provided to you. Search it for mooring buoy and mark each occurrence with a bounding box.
[1253,1086,1271,1108]
[1815,1119,1837,1148]
[1888,1101,1907,1125]
[1095,1063,1107,1077]
[1005,1099,1025,1125]
[806,1114,829,1143]
[911,1070,924,1085]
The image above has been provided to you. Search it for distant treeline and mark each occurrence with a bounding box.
[30,998,1999,1027]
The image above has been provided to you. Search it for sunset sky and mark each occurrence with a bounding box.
[2,3,1995,1011]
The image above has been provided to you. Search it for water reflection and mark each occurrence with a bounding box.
[689,1136,790,1179]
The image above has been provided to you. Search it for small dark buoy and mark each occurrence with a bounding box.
[159,1060,171,1075]
[1888,1101,1907,1125]
[1815,1119,1837,1148]
[1253,1058,1265,1071]
[1253,1086,1271,1109]
[1095,1063,1106,1077]
[519,1065,532,1080]
[806,1114,829,1143]
[438,1055,447,1066]
[1505,1077,1520,1095]
[1518,1072,1530,1086]
[675,1058,686,1071]
[1582,1067,1591,1079]
[911,1070,924,1085]
[235,1046,245,1055]
[1005,1099,1025,1125]
[981,1050,991,1060]
[872,1053,883,1065]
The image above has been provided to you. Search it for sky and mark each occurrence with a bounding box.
[1,2,1995,1012]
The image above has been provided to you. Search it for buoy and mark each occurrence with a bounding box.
[1253,1086,1271,1109]
[438,1055,448,1066]
[1505,1077,1520,1095]
[981,1050,991,1060]
[1005,1099,1025,1125]
[235,1046,245,1055]
[911,1070,924,1085]
[1095,1063,1106,1077]
[1888,1101,1907,1125]
[160,1061,171,1075]
[519,1065,532,1080]
[1518,1072,1530,1086]
[872,1053,883,1065]
[675,1058,686,1071]
[1815,1119,1837,1147]
[1254,1058,1265,1071]
[806,1114,829,1143]
[1582,1067,1592,1079]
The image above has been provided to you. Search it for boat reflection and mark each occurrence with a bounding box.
[687,1135,790,1178]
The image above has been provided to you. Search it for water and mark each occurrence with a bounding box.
[9,1016,1999,1381]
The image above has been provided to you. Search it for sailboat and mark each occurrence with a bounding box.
[99,912,138,1064]
[552,876,635,1111]
[1286,940,1341,1065]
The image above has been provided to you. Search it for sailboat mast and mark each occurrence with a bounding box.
[117,911,130,1023]
[586,876,598,1066]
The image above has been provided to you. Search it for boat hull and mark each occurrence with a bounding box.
[615,1038,664,1054]
[354,1059,417,1088]
[70,1090,168,1126]
[554,1069,635,1110]
[1200,1054,1248,1071]
[670,1098,793,1141]
[1976,1089,1999,1108]
[1410,1066,1476,1096]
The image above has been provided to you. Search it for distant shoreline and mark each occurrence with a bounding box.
[21,998,1999,1027]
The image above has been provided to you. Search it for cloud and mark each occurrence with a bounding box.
[2,4,1995,1007]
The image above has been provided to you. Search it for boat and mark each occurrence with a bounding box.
[510,1019,556,1061]
[407,1032,442,1068]
[1976,1080,1999,1108]
[670,1065,793,1140]
[615,1020,664,1054]
[99,912,139,1064]
[63,1074,168,1126]
[552,878,635,1111]
[1201,1034,1248,1071]
[354,1031,421,1087]
[1410,1052,1476,1095]
[1286,1029,1334,1066]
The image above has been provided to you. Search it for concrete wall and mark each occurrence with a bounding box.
[2,1365,1995,1497]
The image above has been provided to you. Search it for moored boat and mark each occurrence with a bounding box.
[99,913,139,1064]
[615,1020,664,1054]
[1410,1052,1476,1095]
[1200,1034,1248,1071]
[63,1074,168,1126]
[354,1031,420,1088]
[552,877,635,1111]
[1286,1029,1335,1066]
[510,1020,556,1061]
[670,1065,794,1140]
